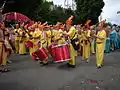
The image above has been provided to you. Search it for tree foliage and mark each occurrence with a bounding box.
[0,0,105,25]
[75,0,105,24]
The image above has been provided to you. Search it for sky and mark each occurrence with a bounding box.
[52,0,120,25]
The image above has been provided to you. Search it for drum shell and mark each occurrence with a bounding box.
[25,41,33,48]
[31,52,37,61]
[62,45,71,60]
[35,47,48,61]
[54,46,64,63]
[48,44,56,57]
[53,44,71,63]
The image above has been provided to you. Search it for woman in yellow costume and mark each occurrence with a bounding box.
[18,23,27,55]
[14,24,20,54]
[39,23,49,65]
[90,25,96,54]
[32,22,49,65]
[45,25,52,46]
[0,23,10,72]
[27,26,34,56]
[93,20,106,69]
[82,20,91,63]
[53,22,65,44]
[32,23,41,52]
[63,16,77,68]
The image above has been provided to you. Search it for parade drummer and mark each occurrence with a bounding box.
[32,23,41,52]
[32,23,48,65]
[63,16,77,68]
[27,26,35,56]
[45,25,52,46]
[93,20,106,69]
[53,22,65,44]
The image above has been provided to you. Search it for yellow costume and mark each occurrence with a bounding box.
[90,38,95,54]
[96,30,106,66]
[83,30,90,60]
[67,26,77,65]
[29,31,34,56]
[19,28,26,55]
[78,30,84,57]
[40,30,48,48]
[32,28,41,52]
[0,29,7,71]
[46,30,52,46]
[14,28,20,53]
[0,42,7,66]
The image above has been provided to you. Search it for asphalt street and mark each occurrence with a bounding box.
[0,50,120,90]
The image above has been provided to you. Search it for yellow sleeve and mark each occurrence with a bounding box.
[67,27,75,36]
[98,30,106,39]
[87,30,91,37]
[33,30,41,38]
[96,30,106,43]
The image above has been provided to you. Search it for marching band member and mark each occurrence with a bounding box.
[78,27,84,58]
[82,20,91,62]
[93,20,106,69]
[53,22,64,44]
[28,26,34,56]
[45,25,52,46]
[90,25,95,54]
[32,23,41,52]
[19,24,26,55]
[14,24,20,54]
[0,23,9,72]
[64,16,77,68]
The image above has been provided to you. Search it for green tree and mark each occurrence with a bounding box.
[0,0,43,19]
[75,0,105,24]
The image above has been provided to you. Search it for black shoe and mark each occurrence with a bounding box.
[96,66,102,69]
[67,63,71,67]
[71,65,76,68]
[0,70,2,72]
[67,63,76,68]
[42,63,48,66]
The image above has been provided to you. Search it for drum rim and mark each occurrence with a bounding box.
[54,58,71,63]
[52,44,68,48]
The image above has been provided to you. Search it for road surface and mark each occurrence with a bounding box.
[0,50,120,90]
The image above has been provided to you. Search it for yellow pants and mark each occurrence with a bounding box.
[68,44,77,65]
[83,42,90,59]
[91,40,95,53]
[15,40,19,53]
[69,56,76,65]
[19,41,26,54]
[0,42,7,66]
[96,43,104,66]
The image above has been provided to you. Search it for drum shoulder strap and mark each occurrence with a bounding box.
[71,32,76,40]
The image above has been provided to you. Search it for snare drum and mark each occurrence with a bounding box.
[53,44,64,63]
[48,44,56,57]
[25,41,33,48]
[62,44,71,61]
[53,44,71,63]
[34,47,48,61]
